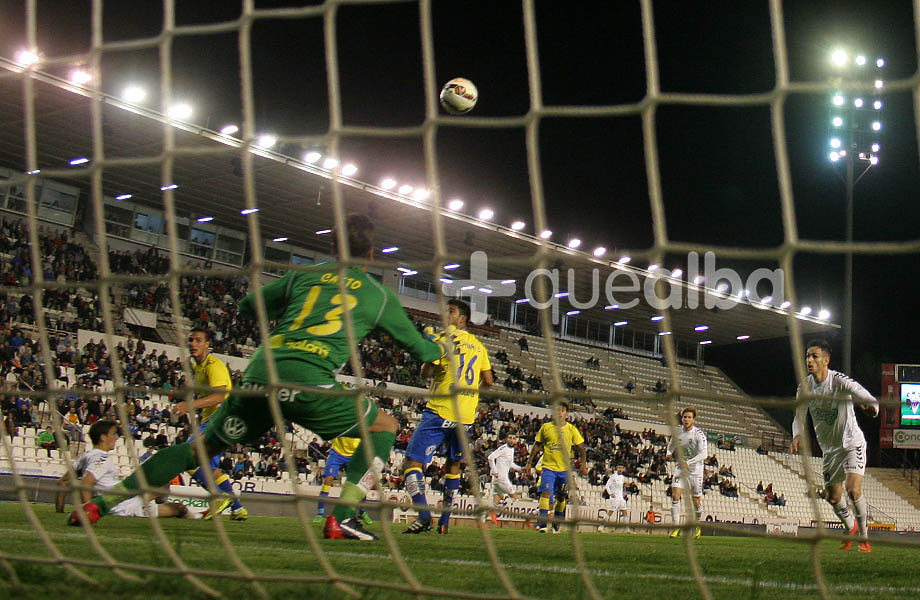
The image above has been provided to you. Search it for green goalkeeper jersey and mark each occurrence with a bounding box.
[238,262,440,385]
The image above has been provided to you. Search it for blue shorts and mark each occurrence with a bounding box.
[538,468,568,498]
[188,422,223,471]
[322,449,352,478]
[405,409,471,464]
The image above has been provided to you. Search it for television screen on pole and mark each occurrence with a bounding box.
[900,383,920,425]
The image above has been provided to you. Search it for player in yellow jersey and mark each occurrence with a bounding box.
[402,299,493,534]
[175,327,247,520]
[312,436,373,525]
[525,401,588,533]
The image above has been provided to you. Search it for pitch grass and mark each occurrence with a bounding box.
[0,504,917,600]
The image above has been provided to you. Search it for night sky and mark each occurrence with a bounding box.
[2,1,919,431]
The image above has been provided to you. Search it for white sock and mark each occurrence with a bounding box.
[852,495,868,538]
[694,503,702,523]
[671,501,681,525]
[832,498,855,532]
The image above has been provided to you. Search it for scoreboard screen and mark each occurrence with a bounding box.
[901,383,920,425]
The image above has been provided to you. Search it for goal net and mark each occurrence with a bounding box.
[0,1,918,599]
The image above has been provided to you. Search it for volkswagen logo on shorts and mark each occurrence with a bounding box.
[222,416,247,441]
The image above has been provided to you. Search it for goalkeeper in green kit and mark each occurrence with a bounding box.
[70,215,442,540]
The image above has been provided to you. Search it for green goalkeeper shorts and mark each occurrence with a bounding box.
[203,380,379,446]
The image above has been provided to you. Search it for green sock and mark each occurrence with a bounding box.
[94,443,198,514]
[331,431,395,522]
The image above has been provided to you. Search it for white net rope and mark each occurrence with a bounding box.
[1,1,919,598]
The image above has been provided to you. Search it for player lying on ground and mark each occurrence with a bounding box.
[401,299,493,535]
[666,406,707,540]
[791,338,878,553]
[525,401,588,533]
[59,419,188,520]
[69,215,442,540]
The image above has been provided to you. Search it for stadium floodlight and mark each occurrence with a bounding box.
[161,184,178,191]
[872,121,881,131]
[167,103,193,120]
[648,264,658,272]
[256,134,277,149]
[240,208,259,215]
[614,321,627,326]
[197,216,213,223]
[604,304,619,310]
[122,85,146,103]
[439,278,453,284]
[396,267,413,273]
[567,238,581,249]
[460,285,475,291]
[15,49,40,66]
[832,94,844,106]
[25,170,40,175]
[832,116,843,127]
[853,98,863,108]
[870,156,879,165]
[839,150,847,156]
[780,300,792,309]
[69,157,89,166]
[618,255,631,264]
[380,177,396,189]
[855,54,866,65]
[272,237,288,242]
[114,194,132,201]
[651,315,664,321]
[694,325,709,331]
[316,229,332,235]
[448,199,464,211]
[510,220,526,231]
[515,298,528,304]
[401,270,418,277]
[70,69,92,85]
[799,306,812,316]
[398,184,413,195]
[322,157,339,170]
[693,275,704,284]
[761,296,773,304]
[736,335,750,341]
[829,152,840,162]
[831,48,848,66]
[830,138,841,148]
[341,163,358,176]
[671,268,683,278]
[478,208,494,220]
[444,263,460,270]
[381,246,398,253]
[699,340,712,345]
[877,58,885,67]
[412,188,429,201]
[554,292,568,298]
[566,310,580,316]
[658,331,671,336]
[479,288,493,295]
[875,79,884,89]
[592,246,606,257]
[304,151,322,164]
[818,309,831,320]
[220,124,239,135]
[871,143,880,152]
[501,279,515,284]
[716,282,729,292]
[873,100,882,110]
[539,229,553,239]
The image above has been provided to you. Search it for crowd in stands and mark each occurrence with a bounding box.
[757,480,786,506]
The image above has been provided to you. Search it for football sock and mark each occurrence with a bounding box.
[852,494,868,538]
[317,484,331,516]
[538,496,550,527]
[671,500,681,526]
[694,503,702,523]
[553,498,567,526]
[404,467,430,522]
[331,431,395,522]
[438,473,460,527]
[832,498,855,532]
[94,443,197,514]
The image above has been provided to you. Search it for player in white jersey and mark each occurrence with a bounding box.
[666,407,707,539]
[599,464,629,533]
[486,432,522,524]
[59,420,187,520]
[791,339,878,553]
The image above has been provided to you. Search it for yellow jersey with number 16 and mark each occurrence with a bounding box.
[426,326,491,425]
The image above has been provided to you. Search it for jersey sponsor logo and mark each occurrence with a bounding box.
[222,416,247,441]
[237,381,301,402]
[284,339,331,357]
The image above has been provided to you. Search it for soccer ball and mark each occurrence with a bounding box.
[439,78,478,115]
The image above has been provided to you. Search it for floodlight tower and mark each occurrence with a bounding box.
[827,48,884,374]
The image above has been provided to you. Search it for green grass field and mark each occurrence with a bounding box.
[0,503,917,599]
